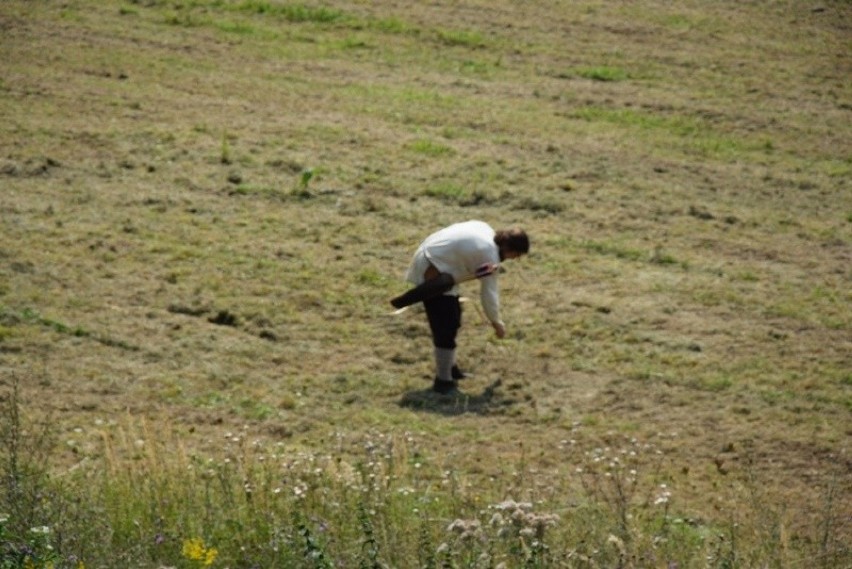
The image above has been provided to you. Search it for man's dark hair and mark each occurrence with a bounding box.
[495,227,529,255]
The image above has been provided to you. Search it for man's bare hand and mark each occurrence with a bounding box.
[493,321,506,339]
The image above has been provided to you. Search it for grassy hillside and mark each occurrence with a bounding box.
[1,0,850,566]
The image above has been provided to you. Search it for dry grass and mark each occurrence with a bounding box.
[0,0,850,564]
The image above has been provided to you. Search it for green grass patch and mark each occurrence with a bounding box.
[581,239,646,262]
[368,16,416,35]
[356,268,386,286]
[234,1,345,24]
[237,397,276,420]
[575,66,628,82]
[213,19,259,36]
[14,307,138,351]
[824,158,851,178]
[436,28,486,48]
[163,10,202,27]
[0,325,15,341]
[570,105,770,159]
[228,183,287,199]
[693,375,734,392]
[337,35,373,50]
[406,138,455,156]
[458,58,494,75]
[573,106,699,135]
[513,195,565,215]
[424,182,467,202]
[651,247,687,268]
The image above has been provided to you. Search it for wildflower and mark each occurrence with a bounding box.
[446,519,483,542]
[526,512,560,538]
[447,519,471,533]
[654,484,672,506]
[182,537,218,567]
[493,499,532,512]
[183,537,204,559]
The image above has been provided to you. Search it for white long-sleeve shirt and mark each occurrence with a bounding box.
[404,220,502,325]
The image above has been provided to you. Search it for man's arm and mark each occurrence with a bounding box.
[479,275,505,338]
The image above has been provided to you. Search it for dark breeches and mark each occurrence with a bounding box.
[424,294,461,349]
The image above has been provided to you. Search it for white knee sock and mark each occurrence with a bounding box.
[434,348,455,382]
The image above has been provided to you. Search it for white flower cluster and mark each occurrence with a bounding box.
[654,484,672,506]
[446,518,484,542]
[489,499,560,539]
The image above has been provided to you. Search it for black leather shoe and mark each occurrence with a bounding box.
[451,365,468,380]
[432,378,459,394]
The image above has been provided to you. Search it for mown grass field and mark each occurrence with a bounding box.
[1,0,850,567]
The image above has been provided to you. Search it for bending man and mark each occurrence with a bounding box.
[402,220,529,394]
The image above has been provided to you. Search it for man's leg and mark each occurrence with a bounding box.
[434,346,454,382]
[424,294,462,393]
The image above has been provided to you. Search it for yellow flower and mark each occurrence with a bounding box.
[204,547,218,566]
[182,537,217,566]
[183,537,205,561]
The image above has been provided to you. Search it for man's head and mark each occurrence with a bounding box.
[495,227,529,261]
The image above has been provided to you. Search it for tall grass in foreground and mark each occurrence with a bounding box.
[1,382,848,568]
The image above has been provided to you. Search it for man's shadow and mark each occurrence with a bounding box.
[398,379,516,416]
